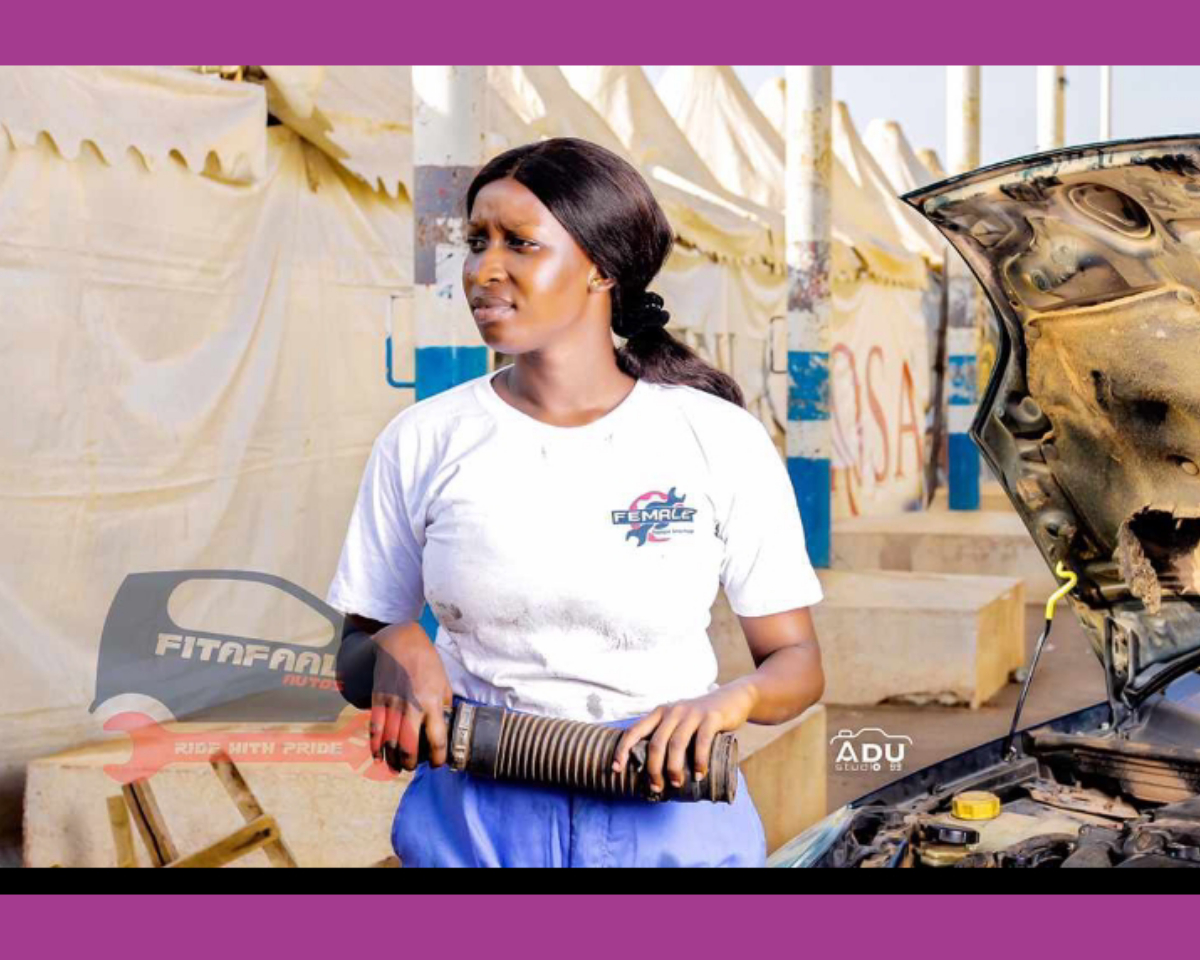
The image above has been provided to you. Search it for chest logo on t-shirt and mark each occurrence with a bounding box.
[611,486,697,546]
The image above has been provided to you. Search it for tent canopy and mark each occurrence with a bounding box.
[562,65,781,231]
[263,65,412,201]
[835,104,946,265]
[0,66,267,181]
[658,65,926,289]
[863,118,938,195]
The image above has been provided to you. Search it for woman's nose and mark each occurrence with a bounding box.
[470,244,508,286]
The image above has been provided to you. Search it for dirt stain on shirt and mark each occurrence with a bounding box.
[432,601,464,627]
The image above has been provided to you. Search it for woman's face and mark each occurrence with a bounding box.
[464,177,610,353]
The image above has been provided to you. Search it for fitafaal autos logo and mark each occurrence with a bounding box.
[611,486,697,546]
[831,728,913,773]
[89,570,406,785]
[91,570,348,724]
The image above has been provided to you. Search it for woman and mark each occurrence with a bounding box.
[327,137,825,867]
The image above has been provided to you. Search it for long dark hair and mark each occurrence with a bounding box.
[464,137,745,408]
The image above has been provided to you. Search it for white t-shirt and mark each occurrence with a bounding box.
[326,367,823,723]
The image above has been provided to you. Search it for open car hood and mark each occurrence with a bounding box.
[906,136,1200,717]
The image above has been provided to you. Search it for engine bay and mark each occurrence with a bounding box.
[821,732,1200,868]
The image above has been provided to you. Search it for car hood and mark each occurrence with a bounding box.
[905,136,1200,713]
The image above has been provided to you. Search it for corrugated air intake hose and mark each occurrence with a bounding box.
[338,628,739,803]
[386,702,738,803]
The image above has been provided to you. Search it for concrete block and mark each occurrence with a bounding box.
[931,480,1013,512]
[832,510,1058,603]
[710,570,1025,711]
[814,570,1024,708]
[737,706,826,856]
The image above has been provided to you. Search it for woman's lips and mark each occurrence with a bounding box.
[472,303,515,323]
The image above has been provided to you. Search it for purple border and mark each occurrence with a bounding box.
[0,1,1180,63]
[2,895,1195,955]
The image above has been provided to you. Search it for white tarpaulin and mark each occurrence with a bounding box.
[262,65,412,200]
[0,66,268,182]
[0,69,416,832]
[658,66,931,517]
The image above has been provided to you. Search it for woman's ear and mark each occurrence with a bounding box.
[588,273,615,293]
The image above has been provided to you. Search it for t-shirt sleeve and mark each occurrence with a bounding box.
[325,426,426,625]
[719,418,824,617]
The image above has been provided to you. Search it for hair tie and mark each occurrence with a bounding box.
[615,290,670,339]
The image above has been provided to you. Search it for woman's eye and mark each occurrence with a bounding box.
[466,235,535,252]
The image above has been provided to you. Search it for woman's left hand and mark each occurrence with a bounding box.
[611,680,759,794]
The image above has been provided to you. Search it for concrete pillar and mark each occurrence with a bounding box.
[784,66,833,568]
[1100,66,1113,141]
[1037,66,1066,152]
[945,66,981,511]
[412,66,490,402]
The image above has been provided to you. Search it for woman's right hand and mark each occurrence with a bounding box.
[369,621,453,771]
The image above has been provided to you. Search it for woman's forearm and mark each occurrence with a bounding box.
[733,640,825,726]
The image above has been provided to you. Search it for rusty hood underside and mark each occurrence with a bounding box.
[906,136,1200,715]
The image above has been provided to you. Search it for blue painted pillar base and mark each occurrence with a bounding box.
[788,456,832,569]
[416,346,489,401]
[948,433,981,511]
[946,343,980,511]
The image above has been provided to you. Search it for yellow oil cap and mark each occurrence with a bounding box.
[951,790,1001,820]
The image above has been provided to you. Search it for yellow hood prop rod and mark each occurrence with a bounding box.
[1002,562,1078,761]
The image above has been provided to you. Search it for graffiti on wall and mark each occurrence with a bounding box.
[828,284,930,519]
